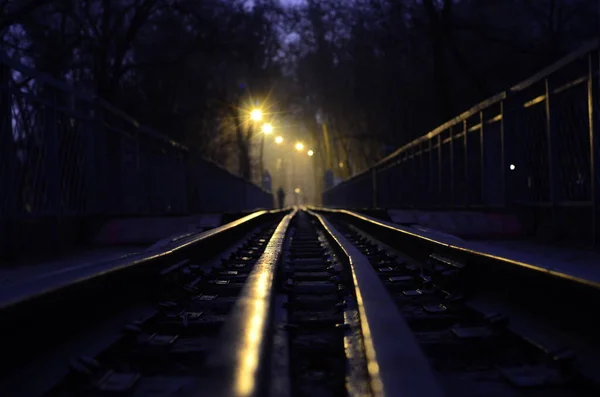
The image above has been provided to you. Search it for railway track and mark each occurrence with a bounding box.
[2,208,599,397]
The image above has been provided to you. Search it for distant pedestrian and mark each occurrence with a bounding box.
[277,187,285,209]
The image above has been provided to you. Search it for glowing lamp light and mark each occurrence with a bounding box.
[262,123,273,134]
[275,136,283,144]
[510,164,516,171]
[307,150,314,157]
[250,109,263,121]
[295,142,304,151]
[294,188,301,194]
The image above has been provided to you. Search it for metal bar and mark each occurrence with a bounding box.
[487,114,503,124]
[311,211,445,397]
[196,210,295,397]
[545,78,559,213]
[450,127,455,206]
[589,51,600,244]
[372,167,378,208]
[480,111,485,206]
[467,123,482,133]
[45,89,62,227]
[419,141,424,206]
[314,207,600,290]
[0,57,14,256]
[437,134,442,202]
[428,138,434,203]
[464,119,469,206]
[524,95,547,108]
[511,39,599,92]
[554,75,588,94]
[500,100,508,205]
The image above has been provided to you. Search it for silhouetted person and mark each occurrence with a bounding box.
[277,187,285,209]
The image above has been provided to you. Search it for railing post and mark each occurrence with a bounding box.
[371,167,378,208]
[0,56,14,257]
[180,151,189,213]
[449,126,455,207]
[406,151,412,207]
[501,98,510,205]
[480,111,485,206]
[502,94,527,206]
[45,89,62,242]
[437,134,443,206]
[83,100,98,214]
[545,78,560,214]
[419,141,425,206]
[428,138,434,206]
[463,119,469,206]
[589,50,600,244]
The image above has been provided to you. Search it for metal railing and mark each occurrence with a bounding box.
[0,53,272,225]
[323,39,600,241]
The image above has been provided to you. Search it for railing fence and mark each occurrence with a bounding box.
[324,40,600,243]
[0,52,272,255]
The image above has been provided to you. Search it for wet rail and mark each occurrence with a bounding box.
[2,208,599,397]
[317,208,600,397]
[0,209,286,396]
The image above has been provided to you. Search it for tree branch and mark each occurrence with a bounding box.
[0,0,56,30]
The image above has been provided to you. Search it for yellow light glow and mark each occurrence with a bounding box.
[250,109,262,121]
[275,136,283,144]
[294,188,300,194]
[235,267,270,396]
[307,150,314,157]
[233,214,294,397]
[339,162,344,168]
[262,123,273,134]
[295,142,304,151]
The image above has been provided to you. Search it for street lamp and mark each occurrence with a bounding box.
[275,136,283,144]
[250,108,263,121]
[307,150,314,157]
[295,142,304,151]
[262,123,273,134]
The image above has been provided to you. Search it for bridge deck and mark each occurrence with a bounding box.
[385,209,600,286]
[0,214,228,304]
[469,239,600,285]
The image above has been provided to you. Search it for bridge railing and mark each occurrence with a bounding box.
[323,39,600,241]
[0,53,272,225]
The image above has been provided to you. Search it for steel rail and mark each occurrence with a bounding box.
[0,209,288,311]
[190,208,298,397]
[311,207,600,290]
[310,207,600,381]
[307,209,446,397]
[0,208,289,375]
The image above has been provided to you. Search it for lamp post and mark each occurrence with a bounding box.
[249,108,263,184]
[259,123,273,185]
